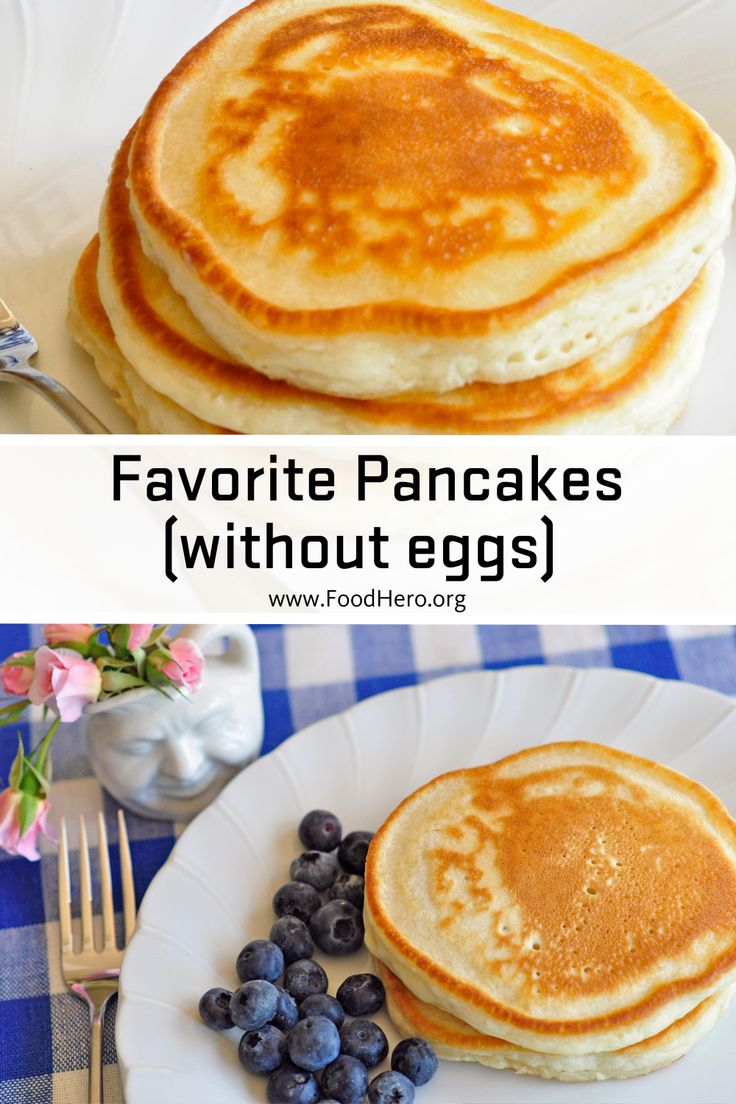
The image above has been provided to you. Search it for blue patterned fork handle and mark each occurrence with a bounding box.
[0,299,109,434]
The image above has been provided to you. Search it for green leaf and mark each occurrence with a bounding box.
[17,792,39,838]
[131,648,146,679]
[9,735,25,790]
[101,671,148,694]
[143,663,168,688]
[22,759,49,795]
[52,640,88,657]
[0,699,31,727]
[110,625,131,652]
[30,717,60,781]
[3,651,35,667]
[145,625,169,647]
[19,761,42,797]
[97,656,136,670]
[143,662,177,697]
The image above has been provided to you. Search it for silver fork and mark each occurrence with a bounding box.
[58,810,137,1103]
[0,298,110,433]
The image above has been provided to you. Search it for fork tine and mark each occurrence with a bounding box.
[78,816,95,952]
[57,817,73,955]
[97,813,116,951]
[0,299,17,329]
[118,810,136,943]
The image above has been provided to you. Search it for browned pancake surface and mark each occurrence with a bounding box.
[205,4,638,280]
[88,126,717,434]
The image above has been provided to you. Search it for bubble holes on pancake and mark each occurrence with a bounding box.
[199,4,640,279]
[424,765,736,1002]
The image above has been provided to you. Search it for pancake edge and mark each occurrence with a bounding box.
[364,740,736,1054]
[127,0,734,395]
[376,960,732,1082]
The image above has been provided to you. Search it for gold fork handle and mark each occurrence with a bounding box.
[72,982,117,1103]
[0,360,110,434]
[89,1002,105,1104]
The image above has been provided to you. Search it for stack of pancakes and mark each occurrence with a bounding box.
[364,743,736,1082]
[68,0,734,434]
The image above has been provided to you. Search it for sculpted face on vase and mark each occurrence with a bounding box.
[85,626,264,820]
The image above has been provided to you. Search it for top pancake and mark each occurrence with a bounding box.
[364,742,736,1055]
[93,127,724,436]
[129,0,734,397]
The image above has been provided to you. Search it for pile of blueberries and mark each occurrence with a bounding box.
[198,809,438,1103]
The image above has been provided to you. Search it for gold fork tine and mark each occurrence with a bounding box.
[78,816,95,952]
[57,817,73,955]
[58,810,134,1103]
[97,813,116,951]
[118,810,136,943]
[0,298,17,329]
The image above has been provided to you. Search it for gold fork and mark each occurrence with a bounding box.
[58,810,137,1103]
[0,297,109,433]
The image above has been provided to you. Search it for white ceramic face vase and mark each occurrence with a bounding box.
[85,625,264,820]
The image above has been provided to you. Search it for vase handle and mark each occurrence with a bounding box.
[179,624,261,681]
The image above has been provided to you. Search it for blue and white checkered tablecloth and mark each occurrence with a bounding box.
[3,624,736,1103]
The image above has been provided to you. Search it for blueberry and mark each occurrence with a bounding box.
[336,973,385,1017]
[339,1019,388,1069]
[299,993,345,1028]
[299,809,342,852]
[327,873,365,910]
[309,900,364,955]
[238,1024,287,1075]
[291,849,339,891]
[337,831,374,875]
[273,881,321,923]
[236,939,285,983]
[229,980,279,1030]
[271,984,299,1031]
[321,1055,369,1104]
[283,958,329,1002]
[198,987,233,1031]
[368,1070,416,1104]
[267,1062,321,1104]
[287,1014,341,1072]
[270,916,315,965]
[391,1037,438,1086]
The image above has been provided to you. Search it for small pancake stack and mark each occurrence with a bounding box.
[364,743,736,1081]
[68,0,734,434]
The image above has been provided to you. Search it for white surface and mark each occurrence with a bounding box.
[2,438,736,622]
[1,0,734,434]
[117,665,736,1103]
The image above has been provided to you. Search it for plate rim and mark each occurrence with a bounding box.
[115,662,736,1098]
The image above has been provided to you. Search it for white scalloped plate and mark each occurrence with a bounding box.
[1,0,735,433]
[117,666,736,1103]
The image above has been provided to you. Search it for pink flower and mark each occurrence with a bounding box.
[43,624,95,647]
[29,646,102,721]
[163,638,205,692]
[127,624,154,650]
[1,651,34,696]
[0,788,54,861]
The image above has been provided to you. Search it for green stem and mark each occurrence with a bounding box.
[30,716,61,774]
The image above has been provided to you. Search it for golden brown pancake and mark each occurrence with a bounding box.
[68,240,229,434]
[376,961,732,1081]
[128,0,734,397]
[365,742,736,1055]
[81,127,724,435]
